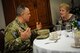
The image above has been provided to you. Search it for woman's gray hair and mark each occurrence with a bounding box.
[16,4,26,16]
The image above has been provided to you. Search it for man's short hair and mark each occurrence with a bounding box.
[16,4,26,16]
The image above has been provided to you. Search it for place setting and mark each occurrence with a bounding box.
[44,31,61,45]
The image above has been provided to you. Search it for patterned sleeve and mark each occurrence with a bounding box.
[5,27,23,52]
[56,17,62,25]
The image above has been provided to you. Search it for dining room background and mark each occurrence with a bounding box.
[0,0,80,29]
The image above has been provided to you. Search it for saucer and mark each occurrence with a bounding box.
[71,43,80,48]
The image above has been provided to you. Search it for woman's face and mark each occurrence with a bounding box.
[59,7,69,18]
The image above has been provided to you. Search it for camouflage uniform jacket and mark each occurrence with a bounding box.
[5,17,33,53]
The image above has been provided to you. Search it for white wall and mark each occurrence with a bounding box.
[0,0,79,29]
[50,0,71,25]
[0,0,5,29]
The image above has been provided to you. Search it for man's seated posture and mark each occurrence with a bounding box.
[4,4,42,53]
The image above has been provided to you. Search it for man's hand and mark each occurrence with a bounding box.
[36,22,42,30]
[19,27,31,41]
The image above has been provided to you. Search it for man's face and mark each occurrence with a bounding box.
[59,8,69,18]
[22,8,31,22]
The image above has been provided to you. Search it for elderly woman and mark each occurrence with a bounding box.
[57,3,78,30]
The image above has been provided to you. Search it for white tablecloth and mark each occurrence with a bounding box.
[33,30,80,53]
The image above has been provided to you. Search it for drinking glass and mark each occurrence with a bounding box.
[74,30,80,46]
[55,25,61,36]
[55,25,61,31]
[66,23,71,32]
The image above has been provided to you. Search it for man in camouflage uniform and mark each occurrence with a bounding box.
[4,4,42,53]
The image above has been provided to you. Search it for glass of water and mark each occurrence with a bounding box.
[55,25,61,36]
[66,23,71,32]
[65,23,71,37]
[55,25,61,31]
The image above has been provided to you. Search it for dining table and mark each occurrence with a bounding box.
[33,30,80,53]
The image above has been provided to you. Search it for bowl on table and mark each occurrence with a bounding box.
[36,29,50,39]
